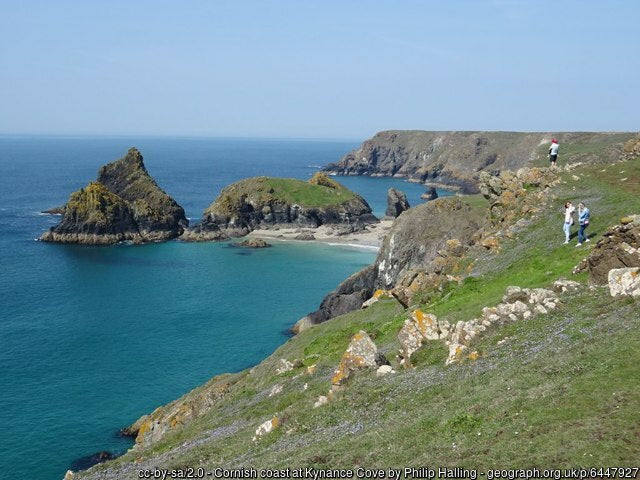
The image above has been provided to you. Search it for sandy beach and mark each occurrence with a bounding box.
[247,219,393,250]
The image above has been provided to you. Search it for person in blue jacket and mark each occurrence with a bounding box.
[576,202,591,246]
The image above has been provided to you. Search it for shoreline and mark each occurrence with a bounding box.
[247,219,393,251]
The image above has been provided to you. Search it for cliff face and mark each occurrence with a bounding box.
[40,148,187,245]
[182,175,378,241]
[293,197,484,332]
[323,130,634,192]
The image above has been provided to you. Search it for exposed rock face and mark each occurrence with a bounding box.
[608,268,640,297]
[294,197,482,332]
[331,331,383,386]
[292,265,376,333]
[123,373,236,448]
[385,188,410,218]
[183,176,377,241]
[40,148,187,245]
[397,309,449,368]
[375,198,482,289]
[574,215,640,284]
[323,131,634,192]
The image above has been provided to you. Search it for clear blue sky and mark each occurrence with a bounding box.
[1,0,638,139]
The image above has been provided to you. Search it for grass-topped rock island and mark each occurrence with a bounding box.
[181,173,379,241]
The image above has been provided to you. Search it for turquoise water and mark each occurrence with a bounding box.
[0,137,450,479]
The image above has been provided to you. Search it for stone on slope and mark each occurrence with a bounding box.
[608,268,640,297]
[332,331,382,386]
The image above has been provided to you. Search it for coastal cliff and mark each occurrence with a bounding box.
[40,148,187,245]
[182,173,377,241]
[323,130,635,192]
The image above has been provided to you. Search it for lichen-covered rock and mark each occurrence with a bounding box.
[331,331,381,385]
[185,176,377,241]
[41,148,187,245]
[397,309,450,368]
[608,267,640,297]
[275,358,301,375]
[252,417,280,441]
[574,216,640,284]
[361,289,390,308]
[123,373,235,448]
[308,172,341,189]
[385,188,410,218]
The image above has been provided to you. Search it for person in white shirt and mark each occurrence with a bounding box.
[563,201,575,244]
[549,138,560,166]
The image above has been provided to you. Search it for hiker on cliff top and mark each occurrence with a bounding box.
[563,201,575,244]
[576,202,591,247]
[549,138,560,167]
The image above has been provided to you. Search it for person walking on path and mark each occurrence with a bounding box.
[576,202,591,246]
[549,138,560,167]
[563,201,575,244]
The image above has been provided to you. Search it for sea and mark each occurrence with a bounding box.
[0,136,452,479]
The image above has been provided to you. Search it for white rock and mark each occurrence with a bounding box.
[64,471,75,480]
[313,395,329,408]
[268,384,283,397]
[275,358,294,375]
[608,267,640,297]
[535,304,548,314]
[376,365,395,377]
[253,417,279,441]
[523,310,532,319]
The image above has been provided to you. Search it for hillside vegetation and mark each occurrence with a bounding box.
[77,155,640,479]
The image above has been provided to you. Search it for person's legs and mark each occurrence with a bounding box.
[583,224,589,242]
[578,224,585,243]
[563,222,570,243]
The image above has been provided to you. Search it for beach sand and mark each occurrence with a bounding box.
[248,219,393,250]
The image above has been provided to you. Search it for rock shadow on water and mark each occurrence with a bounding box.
[69,450,119,471]
[57,245,189,268]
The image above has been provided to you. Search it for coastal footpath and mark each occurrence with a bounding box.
[68,134,640,479]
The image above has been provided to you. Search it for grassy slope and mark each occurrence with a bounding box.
[83,158,640,477]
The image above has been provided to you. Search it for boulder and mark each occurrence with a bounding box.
[397,310,449,368]
[253,417,280,441]
[331,331,381,385]
[295,232,316,241]
[385,188,410,218]
[608,267,640,297]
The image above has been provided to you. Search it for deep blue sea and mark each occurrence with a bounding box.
[0,136,451,479]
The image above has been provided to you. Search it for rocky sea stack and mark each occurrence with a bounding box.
[40,148,187,245]
[182,173,378,241]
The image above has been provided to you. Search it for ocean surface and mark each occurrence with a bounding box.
[0,136,452,479]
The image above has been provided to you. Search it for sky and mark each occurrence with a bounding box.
[0,0,638,139]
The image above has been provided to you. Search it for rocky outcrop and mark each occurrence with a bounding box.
[420,186,438,200]
[122,373,238,448]
[183,175,377,242]
[292,265,376,333]
[385,188,410,218]
[323,131,634,192]
[294,197,483,332]
[40,148,187,245]
[622,133,640,160]
[573,215,640,284]
[232,238,271,248]
[397,285,561,367]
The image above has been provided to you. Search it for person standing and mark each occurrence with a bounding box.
[549,138,560,167]
[576,202,591,246]
[563,201,575,244]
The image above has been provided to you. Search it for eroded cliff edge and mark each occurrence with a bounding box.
[40,148,188,245]
[323,130,634,192]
